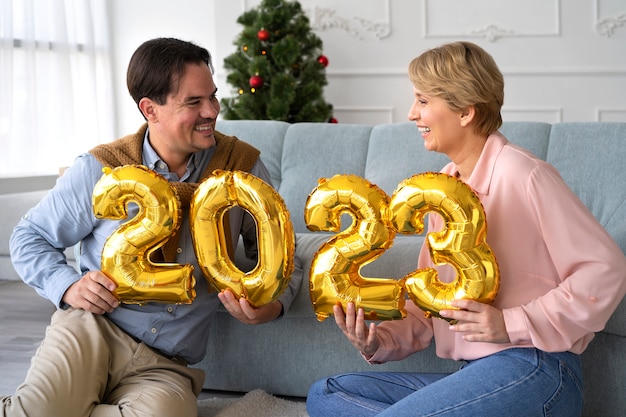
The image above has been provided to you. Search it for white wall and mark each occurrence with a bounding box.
[110,0,626,137]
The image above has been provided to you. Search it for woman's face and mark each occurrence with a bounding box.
[407,85,466,156]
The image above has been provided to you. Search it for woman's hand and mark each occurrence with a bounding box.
[440,299,510,344]
[334,302,380,357]
[62,270,119,314]
[218,289,283,324]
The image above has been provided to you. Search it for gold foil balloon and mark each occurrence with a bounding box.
[92,165,196,305]
[190,170,295,308]
[305,174,406,322]
[388,172,500,322]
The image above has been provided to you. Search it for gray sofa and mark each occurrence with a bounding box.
[1,120,624,416]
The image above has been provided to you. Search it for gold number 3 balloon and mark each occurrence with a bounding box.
[305,174,407,321]
[92,165,196,305]
[388,172,500,323]
[190,170,295,308]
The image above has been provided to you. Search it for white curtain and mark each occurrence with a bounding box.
[0,0,114,177]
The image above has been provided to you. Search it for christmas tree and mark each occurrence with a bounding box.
[220,0,334,123]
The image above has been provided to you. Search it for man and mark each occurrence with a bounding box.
[4,37,302,417]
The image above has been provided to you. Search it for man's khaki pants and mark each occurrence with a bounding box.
[1,307,205,417]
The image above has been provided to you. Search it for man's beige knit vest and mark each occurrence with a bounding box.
[89,123,260,261]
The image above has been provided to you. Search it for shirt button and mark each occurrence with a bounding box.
[151,327,157,334]
[167,306,174,313]
[176,247,182,254]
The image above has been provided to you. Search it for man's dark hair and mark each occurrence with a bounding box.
[127,37,214,106]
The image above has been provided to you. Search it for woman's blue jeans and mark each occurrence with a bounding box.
[306,348,583,417]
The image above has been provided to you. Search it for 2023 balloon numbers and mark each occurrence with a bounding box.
[93,166,499,322]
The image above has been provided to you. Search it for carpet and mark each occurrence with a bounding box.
[197,389,309,417]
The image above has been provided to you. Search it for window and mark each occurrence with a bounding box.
[0,0,114,177]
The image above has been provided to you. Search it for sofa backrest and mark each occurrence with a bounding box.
[544,123,626,337]
[216,120,288,190]
[216,120,559,233]
[218,120,376,233]
[280,123,374,233]
[0,190,78,281]
[545,123,626,250]
[498,121,552,159]
[365,122,450,196]
[217,120,626,245]
[216,120,626,241]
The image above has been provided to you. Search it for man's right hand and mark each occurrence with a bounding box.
[62,271,119,314]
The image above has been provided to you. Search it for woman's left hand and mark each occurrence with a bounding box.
[440,299,510,344]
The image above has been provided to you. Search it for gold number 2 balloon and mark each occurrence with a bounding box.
[388,172,500,323]
[190,170,295,308]
[92,165,196,305]
[305,174,406,321]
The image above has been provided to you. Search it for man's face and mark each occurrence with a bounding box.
[146,62,221,157]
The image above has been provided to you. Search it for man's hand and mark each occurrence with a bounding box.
[62,271,119,314]
[440,299,510,344]
[218,289,283,324]
[334,302,379,357]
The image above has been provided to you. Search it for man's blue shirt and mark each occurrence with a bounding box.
[10,131,302,364]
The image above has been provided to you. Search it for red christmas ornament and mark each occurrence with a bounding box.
[249,75,264,89]
[317,55,329,67]
[257,29,270,41]
[329,117,338,124]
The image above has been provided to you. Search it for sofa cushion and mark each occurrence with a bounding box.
[365,122,450,196]
[216,119,289,190]
[0,191,50,281]
[498,121,552,160]
[546,123,626,247]
[0,190,80,282]
[365,122,552,198]
[545,123,626,338]
[279,123,373,233]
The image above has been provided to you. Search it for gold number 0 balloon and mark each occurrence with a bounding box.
[190,170,295,308]
[388,172,500,323]
[305,174,406,322]
[92,165,196,305]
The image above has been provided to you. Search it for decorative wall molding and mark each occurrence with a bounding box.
[325,67,626,77]
[595,0,626,37]
[423,0,561,42]
[498,67,626,76]
[305,1,392,40]
[597,109,626,122]
[501,108,563,123]
[597,14,626,36]
[333,106,394,124]
[244,0,392,40]
[469,25,515,42]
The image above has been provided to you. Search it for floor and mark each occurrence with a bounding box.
[0,280,237,401]
[0,280,54,395]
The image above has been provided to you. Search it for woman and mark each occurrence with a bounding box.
[306,41,626,417]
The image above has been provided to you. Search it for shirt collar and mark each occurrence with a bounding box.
[141,128,203,182]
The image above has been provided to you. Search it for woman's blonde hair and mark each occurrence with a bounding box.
[409,41,504,137]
